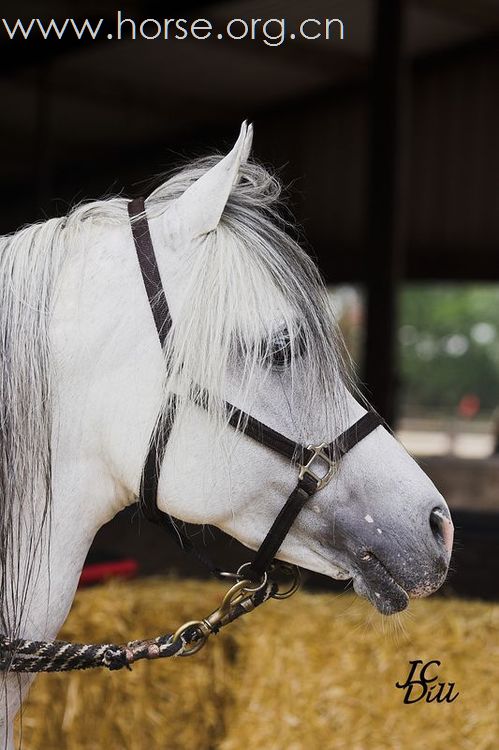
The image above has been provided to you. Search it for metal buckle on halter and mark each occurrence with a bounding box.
[298,443,337,490]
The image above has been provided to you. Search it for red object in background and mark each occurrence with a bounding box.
[78,558,139,588]
[457,393,480,419]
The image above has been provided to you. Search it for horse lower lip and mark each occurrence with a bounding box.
[354,555,409,615]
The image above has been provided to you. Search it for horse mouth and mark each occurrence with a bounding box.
[352,553,410,615]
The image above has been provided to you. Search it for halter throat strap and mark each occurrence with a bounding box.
[128,197,382,581]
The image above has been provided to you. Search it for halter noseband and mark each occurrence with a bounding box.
[128,197,383,583]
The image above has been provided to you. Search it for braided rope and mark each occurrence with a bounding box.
[0,631,188,672]
[0,581,276,673]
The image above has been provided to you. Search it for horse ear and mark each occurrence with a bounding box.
[172,121,253,239]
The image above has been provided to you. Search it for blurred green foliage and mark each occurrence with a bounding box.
[399,285,499,415]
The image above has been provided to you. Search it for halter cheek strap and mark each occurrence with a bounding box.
[128,197,383,582]
[129,198,218,573]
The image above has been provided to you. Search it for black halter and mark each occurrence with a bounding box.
[128,198,382,582]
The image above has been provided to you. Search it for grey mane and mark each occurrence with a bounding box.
[0,219,68,639]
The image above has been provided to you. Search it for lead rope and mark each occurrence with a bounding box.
[0,573,286,672]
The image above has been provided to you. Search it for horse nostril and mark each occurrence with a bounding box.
[429,507,454,555]
[430,508,442,539]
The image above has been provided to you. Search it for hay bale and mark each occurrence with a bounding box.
[16,579,234,750]
[16,578,499,749]
[220,593,499,750]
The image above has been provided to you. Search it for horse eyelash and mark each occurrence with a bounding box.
[262,327,307,371]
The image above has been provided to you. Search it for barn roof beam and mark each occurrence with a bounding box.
[415,0,499,30]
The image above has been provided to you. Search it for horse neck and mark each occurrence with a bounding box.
[13,219,159,641]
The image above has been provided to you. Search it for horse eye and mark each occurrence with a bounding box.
[267,328,306,370]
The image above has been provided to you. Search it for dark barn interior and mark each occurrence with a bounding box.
[1,0,498,600]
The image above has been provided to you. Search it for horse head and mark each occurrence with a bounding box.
[79,122,453,615]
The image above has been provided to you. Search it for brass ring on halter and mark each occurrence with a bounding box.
[217,570,241,581]
[236,562,269,592]
[271,563,301,599]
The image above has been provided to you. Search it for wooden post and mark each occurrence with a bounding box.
[364,0,408,426]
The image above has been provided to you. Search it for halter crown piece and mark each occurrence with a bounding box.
[0,198,382,672]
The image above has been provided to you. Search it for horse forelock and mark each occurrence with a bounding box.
[146,156,353,446]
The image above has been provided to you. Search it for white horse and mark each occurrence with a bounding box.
[0,122,453,746]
